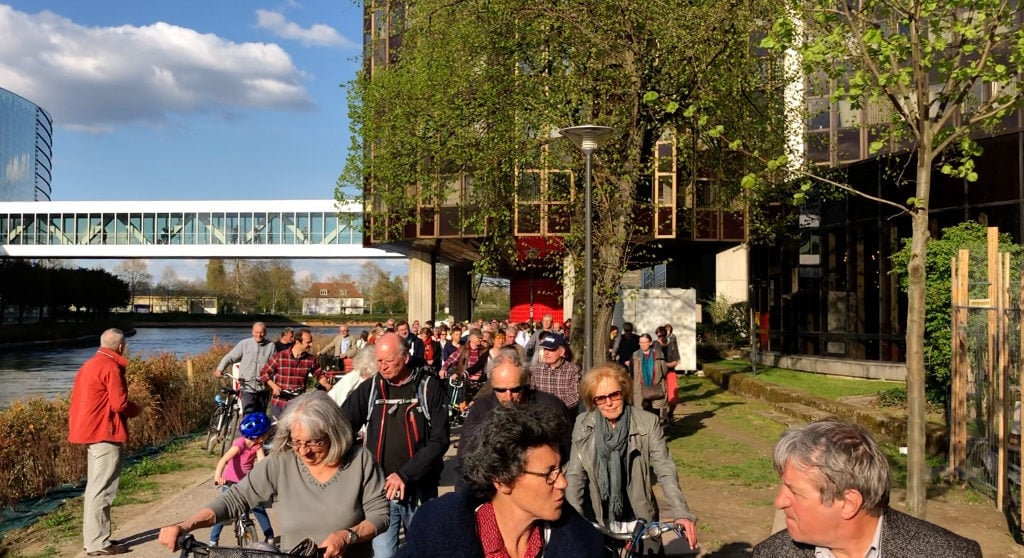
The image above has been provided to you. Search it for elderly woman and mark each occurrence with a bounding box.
[632,333,667,418]
[566,363,698,550]
[397,404,602,557]
[329,345,377,406]
[159,391,389,558]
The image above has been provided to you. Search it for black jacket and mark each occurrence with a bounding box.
[340,365,450,487]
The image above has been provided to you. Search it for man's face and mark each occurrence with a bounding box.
[542,345,564,365]
[294,332,312,352]
[375,335,410,382]
[542,316,553,330]
[386,319,396,330]
[774,462,846,548]
[281,331,294,344]
[252,325,267,342]
[339,326,348,336]
[397,324,409,338]
[412,320,420,331]
[490,362,526,406]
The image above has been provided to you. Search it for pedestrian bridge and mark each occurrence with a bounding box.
[0,200,401,259]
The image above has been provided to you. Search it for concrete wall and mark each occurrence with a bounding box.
[614,288,697,370]
[752,351,907,381]
[715,244,748,303]
[408,249,435,324]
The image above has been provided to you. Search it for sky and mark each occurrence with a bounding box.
[1,0,408,283]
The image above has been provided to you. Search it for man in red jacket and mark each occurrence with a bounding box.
[68,328,140,556]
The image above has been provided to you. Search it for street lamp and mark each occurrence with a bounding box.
[558,124,615,372]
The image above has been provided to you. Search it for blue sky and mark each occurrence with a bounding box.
[1,0,408,282]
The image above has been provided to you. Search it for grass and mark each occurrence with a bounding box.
[666,375,784,488]
[1,439,217,558]
[714,360,904,401]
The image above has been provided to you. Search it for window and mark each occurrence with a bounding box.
[320,289,329,296]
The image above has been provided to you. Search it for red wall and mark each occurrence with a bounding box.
[508,277,564,323]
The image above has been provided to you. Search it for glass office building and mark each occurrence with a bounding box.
[0,87,53,202]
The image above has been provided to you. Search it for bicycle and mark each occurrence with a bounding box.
[231,508,261,548]
[175,533,323,557]
[206,381,242,455]
[597,519,699,557]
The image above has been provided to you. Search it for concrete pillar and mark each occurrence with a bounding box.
[408,250,436,324]
[715,244,748,303]
[561,256,575,323]
[449,264,473,323]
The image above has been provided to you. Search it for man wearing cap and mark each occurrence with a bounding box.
[531,331,583,413]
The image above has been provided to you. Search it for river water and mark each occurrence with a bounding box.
[0,326,367,408]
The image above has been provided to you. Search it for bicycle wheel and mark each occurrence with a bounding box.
[219,408,238,456]
[206,409,226,454]
[235,516,260,548]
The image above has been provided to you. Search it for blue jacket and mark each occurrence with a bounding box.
[396,490,604,558]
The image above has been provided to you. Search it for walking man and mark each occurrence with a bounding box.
[531,332,583,413]
[68,328,140,556]
[318,324,358,368]
[260,329,330,418]
[341,332,449,558]
[215,322,276,414]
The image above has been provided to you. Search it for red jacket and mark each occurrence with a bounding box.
[68,347,139,445]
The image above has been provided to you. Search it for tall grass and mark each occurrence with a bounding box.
[0,343,230,508]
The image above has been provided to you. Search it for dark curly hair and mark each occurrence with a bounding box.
[461,404,568,500]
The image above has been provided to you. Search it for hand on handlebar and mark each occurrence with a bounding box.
[674,518,698,550]
[158,524,186,551]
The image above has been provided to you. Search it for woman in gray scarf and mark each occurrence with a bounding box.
[565,363,698,550]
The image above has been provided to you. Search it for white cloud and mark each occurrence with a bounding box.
[255,9,355,48]
[0,5,314,132]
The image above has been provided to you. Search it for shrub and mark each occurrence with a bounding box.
[0,344,230,508]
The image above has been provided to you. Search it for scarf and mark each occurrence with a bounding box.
[641,350,655,386]
[594,404,631,521]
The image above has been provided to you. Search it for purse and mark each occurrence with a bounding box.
[641,382,666,401]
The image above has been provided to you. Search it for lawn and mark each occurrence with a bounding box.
[711,360,903,401]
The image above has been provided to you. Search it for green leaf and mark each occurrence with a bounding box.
[741,173,756,190]
[869,140,885,154]
[683,105,696,118]
[665,101,679,114]
[729,139,743,150]
[643,91,659,103]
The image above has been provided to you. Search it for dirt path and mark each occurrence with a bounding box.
[9,378,1023,557]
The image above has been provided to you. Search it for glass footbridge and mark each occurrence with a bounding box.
[0,200,401,259]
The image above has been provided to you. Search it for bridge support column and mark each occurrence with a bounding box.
[449,264,473,323]
[408,249,436,325]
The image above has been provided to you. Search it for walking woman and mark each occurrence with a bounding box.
[566,363,698,549]
[632,333,667,419]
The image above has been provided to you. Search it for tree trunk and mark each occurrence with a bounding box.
[904,152,932,518]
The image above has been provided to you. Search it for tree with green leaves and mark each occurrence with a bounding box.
[343,0,780,365]
[754,0,1024,516]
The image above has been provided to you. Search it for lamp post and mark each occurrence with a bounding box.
[558,124,614,372]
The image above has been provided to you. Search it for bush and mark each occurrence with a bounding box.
[698,294,749,357]
[876,386,908,407]
[0,344,230,508]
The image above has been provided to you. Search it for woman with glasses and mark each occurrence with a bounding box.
[566,363,699,550]
[159,391,389,558]
[633,333,668,419]
[397,404,602,557]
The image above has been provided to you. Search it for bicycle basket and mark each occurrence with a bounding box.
[181,537,321,558]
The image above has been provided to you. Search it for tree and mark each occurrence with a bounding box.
[358,261,391,315]
[756,0,1024,516]
[344,0,777,365]
[115,260,152,304]
[206,259,228,296]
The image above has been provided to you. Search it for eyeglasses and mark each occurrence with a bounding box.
[493,386,526,394]
[592,390,623,406]
[287,438,327,450]
[522,466,563,485]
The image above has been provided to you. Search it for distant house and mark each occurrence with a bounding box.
[302,282,364,315]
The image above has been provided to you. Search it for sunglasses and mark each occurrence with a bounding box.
[593,390,623,405]
[493,386,526,394]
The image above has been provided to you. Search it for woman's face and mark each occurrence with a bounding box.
[504,444,566,523]
[594,376,625,423]
[289,423,330,467]
[638,337,652,352]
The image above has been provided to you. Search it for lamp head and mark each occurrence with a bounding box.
[558,125,615,155]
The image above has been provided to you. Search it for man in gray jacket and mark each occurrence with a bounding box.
[754,420,981,558]
[215,321,276,414]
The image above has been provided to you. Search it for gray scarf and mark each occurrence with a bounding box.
[594,404,631,521]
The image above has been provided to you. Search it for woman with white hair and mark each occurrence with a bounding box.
[159,391,389,558]
[329,345,377,406]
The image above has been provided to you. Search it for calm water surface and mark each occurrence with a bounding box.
[0,326,366,408]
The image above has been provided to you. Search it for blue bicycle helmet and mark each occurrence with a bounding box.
[239,412,271,440]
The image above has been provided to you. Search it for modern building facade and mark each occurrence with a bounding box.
[0,87,52,202]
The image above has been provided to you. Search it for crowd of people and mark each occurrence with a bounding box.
[65,319,983,557]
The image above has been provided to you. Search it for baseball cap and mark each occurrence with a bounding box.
[539,332,566,350]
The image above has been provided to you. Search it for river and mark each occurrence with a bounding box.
[0,326,367,408]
